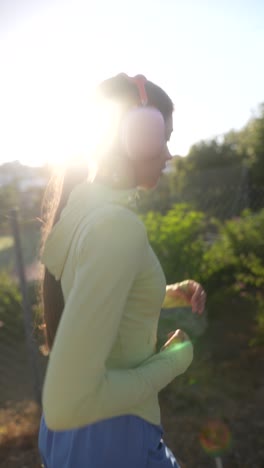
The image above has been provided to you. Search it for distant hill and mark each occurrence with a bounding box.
[0,161,50,190]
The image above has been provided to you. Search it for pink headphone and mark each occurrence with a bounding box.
[120,74,166,160]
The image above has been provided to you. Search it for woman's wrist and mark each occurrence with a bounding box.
[166,281,190,296]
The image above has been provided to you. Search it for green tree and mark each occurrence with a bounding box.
[137,173,172,214]
[168,148,245,219]
[224,103,264,207]
[168,104,264,217]
[201,209,264,294]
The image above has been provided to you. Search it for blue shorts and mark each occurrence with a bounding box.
[38,414,180,467]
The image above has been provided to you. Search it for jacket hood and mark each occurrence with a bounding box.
[41,181,139,280]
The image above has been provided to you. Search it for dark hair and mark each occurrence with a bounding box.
[97,73,174,120]
[40,74,174,350]
[40,165,89,350]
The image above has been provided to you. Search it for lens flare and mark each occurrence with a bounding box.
[199,420,232,457]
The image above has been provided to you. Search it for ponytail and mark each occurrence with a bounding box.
[39,163,89,351]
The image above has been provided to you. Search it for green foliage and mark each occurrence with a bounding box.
[168,153,249,219]
[0,274,40,342]
[137,174,172,214]
[143,205,264,295]
[142,205,264,344]
[0,227,40,273]
[0,273,24,341]
[201,209,264,294]
[188,139,241,169]
[249,294,264,346]
[166,103,264,217]
[200,208,264,341]
[143,204,206,283]
[0,185,20,231]
[0,236,14,273]
[0,203,262,349]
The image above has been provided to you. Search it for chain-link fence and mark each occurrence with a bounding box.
[0,165,264,410]
[0,211,45,408]
[138,164,264,218]
[170,165,264,218]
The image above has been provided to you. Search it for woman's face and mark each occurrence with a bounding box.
[133,114,173,189]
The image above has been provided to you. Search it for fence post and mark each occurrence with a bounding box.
[9,208,42,406]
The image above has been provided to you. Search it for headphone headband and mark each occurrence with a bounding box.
[119,73,166,161]
[121,73,148,106]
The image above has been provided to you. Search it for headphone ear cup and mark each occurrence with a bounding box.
[121,107,165,160]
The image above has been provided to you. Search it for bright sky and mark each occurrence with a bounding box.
[0,0,263,167]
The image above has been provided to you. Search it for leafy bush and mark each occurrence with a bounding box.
[201,209,264,295]
[1,207,263,341]
[249,294,264,346]
[0,273,42,343]
[142,204,206,283]
[143,205,264,341]
[0,273,24,341]
[200,209,264,342]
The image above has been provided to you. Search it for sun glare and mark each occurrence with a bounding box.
[0,1,197,167]
[85,98,123,163]
[0,2,125,168]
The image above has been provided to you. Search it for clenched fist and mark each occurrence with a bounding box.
[161,329,190,352]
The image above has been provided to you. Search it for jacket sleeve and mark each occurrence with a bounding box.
[42,208,193,430]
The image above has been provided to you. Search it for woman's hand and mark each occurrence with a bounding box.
[166,280,206,315]
[161,329,190,351]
